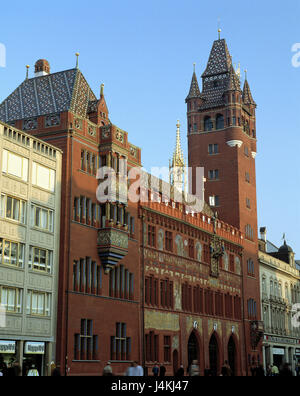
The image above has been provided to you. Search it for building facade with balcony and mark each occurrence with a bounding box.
[259,228,300,375]
[0,121,62,376]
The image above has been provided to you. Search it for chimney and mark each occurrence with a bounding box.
[260,227,267,242]
[34,59,50,77]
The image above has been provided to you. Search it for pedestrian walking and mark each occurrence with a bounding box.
[125,363,134,376]
[103,361,113,376]
[159,364,166,377]
[175,365,185,377]
[0,358,7,376]
[13,362,21,377]
[132,361,143,376]
[189,360,200,376]
[266,365,272,376]
[27,364,39,376]
[271,364,279,377]
[221,361,232,376]
[152,362,159,377]
[51,366,61,377]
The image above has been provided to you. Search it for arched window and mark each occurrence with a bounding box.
[204,116,213,132]
[216,114,224,130]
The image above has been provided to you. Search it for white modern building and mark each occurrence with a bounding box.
[0,121,62,376]
[259,227,300,375]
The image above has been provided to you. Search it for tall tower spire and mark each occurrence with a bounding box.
[170,120,185,192]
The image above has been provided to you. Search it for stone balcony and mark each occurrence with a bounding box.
[97,227,129,274]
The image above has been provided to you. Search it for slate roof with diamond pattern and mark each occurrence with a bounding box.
[0,68,97,123]
[197,39,243,110]
[186,71,201,101]
[201,39,232,78]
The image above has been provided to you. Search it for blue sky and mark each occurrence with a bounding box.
[0,0,299,255]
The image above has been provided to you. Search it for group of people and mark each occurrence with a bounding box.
[0,358,22,377]
[102,361,144,376]
[102,359,298,377]
[265,363,294,377]
[0,357,63,377]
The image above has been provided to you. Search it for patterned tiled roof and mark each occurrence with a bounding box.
[199,39,241,110]
[242,79,256,106]
[202,39,232,78]
[0,68,97,123]
[186,71,201,101]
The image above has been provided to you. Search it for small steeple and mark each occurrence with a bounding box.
[242,71,256,106]
[225,64,242,92]
[186,64,201,101]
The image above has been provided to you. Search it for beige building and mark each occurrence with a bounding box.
[259,228,300,375]
[0,121,62,376]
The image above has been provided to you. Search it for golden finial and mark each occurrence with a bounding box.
[193,63,196,73]
[244,69,248,80]
[217,18,221,40]
[26,65,30,80]
[100,83,104,98]
[75,52,80,68]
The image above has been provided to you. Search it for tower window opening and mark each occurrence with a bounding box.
[204,117,213,132]
[216,114,224,130]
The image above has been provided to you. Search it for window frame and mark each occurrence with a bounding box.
[0,286,22,313]
[29,246,53,274]
[0,238,25,268]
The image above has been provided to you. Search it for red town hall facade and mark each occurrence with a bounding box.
[0,37,263,376]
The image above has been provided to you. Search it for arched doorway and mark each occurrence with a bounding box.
[228,336,236,376]
[209,333,219,376]
[188,331,199,369]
